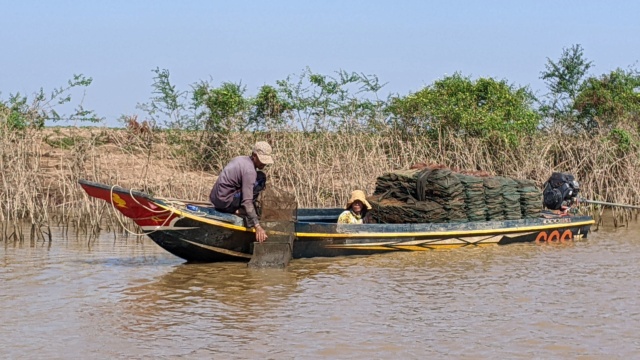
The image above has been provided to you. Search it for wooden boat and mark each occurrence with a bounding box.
[79,179,595,263]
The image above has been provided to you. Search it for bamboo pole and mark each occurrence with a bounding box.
[580,199,640,210]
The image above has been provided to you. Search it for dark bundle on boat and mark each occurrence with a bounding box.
[372,166,466,223]
[455,173,487,222]
[495,176,522,220]
[515,178,542,218]
[372,165,543,224]
[367,195,447,224]
[373,169,420,201]
[483,177,505,221]
[416,167,467,222]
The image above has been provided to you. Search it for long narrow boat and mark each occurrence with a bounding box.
[79,179,595,263]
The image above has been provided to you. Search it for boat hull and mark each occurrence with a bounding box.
[79,179,594,263]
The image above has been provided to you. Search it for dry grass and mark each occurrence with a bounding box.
[1,114,639,241]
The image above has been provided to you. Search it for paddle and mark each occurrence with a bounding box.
[579,198,640,210]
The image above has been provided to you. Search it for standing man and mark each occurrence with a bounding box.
[210,141,273,242]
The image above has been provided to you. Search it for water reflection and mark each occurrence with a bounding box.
[121,263,301,324]
[114,259,344,356]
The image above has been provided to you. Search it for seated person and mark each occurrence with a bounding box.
[338,190,372,224]
[209,141,273,242]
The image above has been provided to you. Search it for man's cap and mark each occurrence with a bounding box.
[252,141,274,165]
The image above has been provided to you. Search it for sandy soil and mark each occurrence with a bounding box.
[39,127,219,202]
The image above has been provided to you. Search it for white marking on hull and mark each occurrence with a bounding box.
[180,239,252,259]
[141,217,190,231]
[141,226,198,231]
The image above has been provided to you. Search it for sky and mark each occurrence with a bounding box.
[2,0,639,127]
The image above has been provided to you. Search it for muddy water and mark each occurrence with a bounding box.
[2,220,640,359]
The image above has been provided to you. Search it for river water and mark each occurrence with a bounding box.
[2,218,640,359]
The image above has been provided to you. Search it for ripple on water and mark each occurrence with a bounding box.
[2,223,640,358]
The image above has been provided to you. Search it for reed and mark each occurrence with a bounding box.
[1,113,639,240]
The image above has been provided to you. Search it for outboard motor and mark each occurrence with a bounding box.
[543,172,580,210]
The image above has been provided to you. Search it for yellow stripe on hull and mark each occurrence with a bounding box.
[154,202,594,240]
[295,221,594,239]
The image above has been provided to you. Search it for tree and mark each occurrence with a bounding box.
[1,74,100,130]
[275,67,387,131]
[194,81,249,133]
[249,85,291,129]
[573,68,640,132]
[137,68,192,130]
[387,73,540,145]
[539,44,593,127]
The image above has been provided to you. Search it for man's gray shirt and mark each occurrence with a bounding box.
[210,156,260,227]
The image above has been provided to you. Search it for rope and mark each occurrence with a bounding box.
[108,185,176,236]
[155,196,212,205]
[127,188,170,213]
[415,168,432,201]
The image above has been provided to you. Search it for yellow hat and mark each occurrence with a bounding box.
[345,190,372,210]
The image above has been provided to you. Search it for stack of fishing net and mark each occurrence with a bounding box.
[371,168,446,223]
[483,177,505,221]
[496,176,523,220]
[416,167,468,222]
[369,164,543,224]
[367,196,447,224]
[455,173,487,222]
[371,166,465,223]
[515,178,542,218]
[373,169,419,202]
